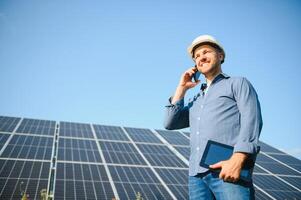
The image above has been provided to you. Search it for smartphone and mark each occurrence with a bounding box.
[193,65,201,82]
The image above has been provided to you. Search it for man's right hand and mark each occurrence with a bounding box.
[171,67,200,104]
[179,67,200,90]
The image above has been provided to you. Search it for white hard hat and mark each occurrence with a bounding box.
[187,35,225,63]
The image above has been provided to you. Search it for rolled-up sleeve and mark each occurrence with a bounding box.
[164,97,190,130]
[233,78,263,155]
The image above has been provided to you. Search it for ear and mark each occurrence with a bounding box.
[218,52,224,63]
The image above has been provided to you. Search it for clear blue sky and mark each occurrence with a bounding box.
[0,0,300,159]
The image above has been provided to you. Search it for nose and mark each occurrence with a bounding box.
[200,56,207,62]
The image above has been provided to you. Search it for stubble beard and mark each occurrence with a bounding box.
[203,61,221,81]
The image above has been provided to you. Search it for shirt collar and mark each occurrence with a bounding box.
[211,72,230,84]
[201,73,230,91]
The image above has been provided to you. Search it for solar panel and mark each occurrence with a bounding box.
[1,135,53,160]
[182,131,190,138]
[136,143,187,167]
[254,189,275,200]
[108,165,173,199]
[0,116,300,199]
[0,159,50,200]
[99,141,147,165]
[155,168,189,199]
[259,141,286,154]
[93,124,130,141]
[156,129,189,146]
[267,154,301,171]
[57,138,101,162]
[253,165,269,174]
[55,162,114,199]
[256,153,301,176]
[124,127,163,144]
[16,118,56,136]
[174,146,190,160]
[280,176,301,190]
[0,133,10,151]
[0,116,21,132]
[59,121,94,138]
[253,174,301,199]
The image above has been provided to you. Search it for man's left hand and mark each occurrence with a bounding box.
[209,152,248,182]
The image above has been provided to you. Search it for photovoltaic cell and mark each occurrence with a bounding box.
[182,131,190,138]
[155,168,188,199]
[0,159,50,200]
[99,141,146,165]
[108,165,173,199]
[0,133,10,151]
[174,146,190,160]
[267,154,301,172]
[256,153,301,176]
[1,135,53,160]
[124,127,163,144]
[253,165,269,174]
[93,124,129,141]
[0,116,21,132]
[1,179,49,200]
[55,162,114,200]
[253,174,301,199]
[59,121,94,138]
[16,118,56,136]
[268,154,301,165]
[0,160,50,179]
[259,141,285,154]
[156,129,189,146]
[280,176,301,190]
[57,138,101,162]
[254,189,275,200]
[136,144,187,167]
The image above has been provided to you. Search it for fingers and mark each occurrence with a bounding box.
[179,67,201,90]
[185,66,198,75]
[219,171,225,180]
[219,169,240,182]
[221,174,239,182]
[210,161,240,182]
[186,81,199,88]
[184,69,195,78]
[209,161,223,169]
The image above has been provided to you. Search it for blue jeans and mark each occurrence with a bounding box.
[189,171,255,200]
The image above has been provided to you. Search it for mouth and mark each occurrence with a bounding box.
[200,61,210,67]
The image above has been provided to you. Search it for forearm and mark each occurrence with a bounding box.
[165,66,199,129]
[171,85,187,104]
[164,97,189,130]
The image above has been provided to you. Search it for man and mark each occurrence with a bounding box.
[164,35,263,200]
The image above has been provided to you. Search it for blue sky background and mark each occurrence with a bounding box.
[0,0,300,159]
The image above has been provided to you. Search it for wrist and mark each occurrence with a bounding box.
[231,152,248,164]
[177,85,188,93]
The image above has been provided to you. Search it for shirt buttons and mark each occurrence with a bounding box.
[197,117,201,120]
[196,147,200,151]
[196,131,199,135]
[200,105,203,109]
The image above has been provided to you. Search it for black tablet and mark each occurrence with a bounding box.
[199,140,253,182]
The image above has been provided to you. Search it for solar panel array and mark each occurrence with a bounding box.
[0,115,300,199]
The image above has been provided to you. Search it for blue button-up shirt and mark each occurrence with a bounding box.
[164,73,263,176]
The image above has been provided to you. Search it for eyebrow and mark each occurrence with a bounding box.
[196,49,211,55]
[203,48,212,52]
